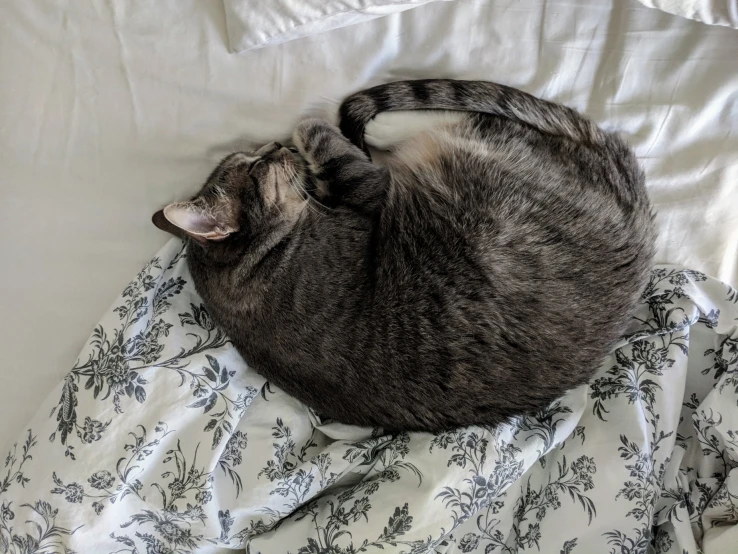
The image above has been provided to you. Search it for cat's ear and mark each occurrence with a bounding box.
[152,208,187,240]
[153,202,237,242]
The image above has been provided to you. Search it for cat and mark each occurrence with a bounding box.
[152,79,655,432]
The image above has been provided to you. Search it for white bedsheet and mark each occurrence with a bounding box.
[1,0,737,451]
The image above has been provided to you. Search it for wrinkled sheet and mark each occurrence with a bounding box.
[1,241,737,553]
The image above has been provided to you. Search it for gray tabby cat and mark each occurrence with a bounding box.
[153,79,655,432]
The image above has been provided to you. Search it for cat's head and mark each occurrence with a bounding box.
[153,142,308,245]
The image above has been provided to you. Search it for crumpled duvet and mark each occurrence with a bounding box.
[1,239,737,554]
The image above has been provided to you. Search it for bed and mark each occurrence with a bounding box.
[1,1,737,552]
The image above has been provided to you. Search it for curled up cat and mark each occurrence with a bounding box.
[152,79,656,432]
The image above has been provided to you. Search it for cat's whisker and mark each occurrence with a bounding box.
[284,162,327,219]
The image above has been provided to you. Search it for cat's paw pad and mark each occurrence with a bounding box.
[364,111,465,150]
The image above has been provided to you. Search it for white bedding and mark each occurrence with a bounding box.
[638,0,738,29]
[221,0,451,52]
[1,0,737,466]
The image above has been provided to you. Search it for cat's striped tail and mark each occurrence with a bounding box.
[338,79,609,150]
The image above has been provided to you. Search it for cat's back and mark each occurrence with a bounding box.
[369,112,654,386]
[380,113,652,270]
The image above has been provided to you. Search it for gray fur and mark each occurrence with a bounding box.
[153,79,656,432]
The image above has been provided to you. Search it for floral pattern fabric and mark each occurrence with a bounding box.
[1,239,737,554]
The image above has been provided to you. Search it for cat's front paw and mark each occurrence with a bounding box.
[293,118,339,175]
[293,118,333,154]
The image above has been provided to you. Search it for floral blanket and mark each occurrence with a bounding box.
[1,239,737,554]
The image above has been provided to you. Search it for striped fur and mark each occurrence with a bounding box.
[153,80,656,432]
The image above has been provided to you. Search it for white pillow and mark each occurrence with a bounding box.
[223,0,449,53]
[637,0,738,29]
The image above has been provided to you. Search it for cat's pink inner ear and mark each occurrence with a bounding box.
[163,203,235,241]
